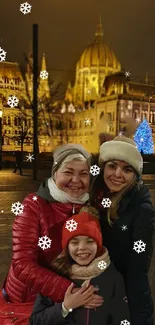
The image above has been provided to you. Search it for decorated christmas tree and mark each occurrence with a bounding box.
[134,119,154,154]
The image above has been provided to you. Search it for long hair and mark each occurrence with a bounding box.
[90,163,139,225]
[51,249,73,279]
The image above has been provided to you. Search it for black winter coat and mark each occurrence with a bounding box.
[99,183,155,325]
[29,263,130,325]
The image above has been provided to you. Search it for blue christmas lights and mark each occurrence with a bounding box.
[134,119,154,154]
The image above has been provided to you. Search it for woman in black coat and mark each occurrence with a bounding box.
[91,135,155,325]
[29,206,130,325]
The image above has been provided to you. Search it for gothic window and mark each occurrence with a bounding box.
[133,110,138,119]
[100,112,104,119]
[14,117,18,126]
[8,117,11,125]
[3,116,7,125]
[79,120,82,128]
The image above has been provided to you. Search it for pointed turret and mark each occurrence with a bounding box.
[26,42,33,76]
[95,14,103,38]
[38,53,50,99]
[41,53,47,72]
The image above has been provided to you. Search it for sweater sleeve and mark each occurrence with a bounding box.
[29,293,69,325]
[10,194,71,302]
[126,204,155,325]
[110,271,131,325]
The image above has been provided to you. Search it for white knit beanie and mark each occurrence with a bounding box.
[99,136,143,175]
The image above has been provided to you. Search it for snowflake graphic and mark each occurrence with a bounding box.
[121,225,128,231]
[84,118,91,126]
[38,235,52,250]
[133,240,146,254]
[101,198,112,208]
[118,131,123,137]
[125,71,131,77]
[65,219,78,232]
[32,196,38,201]
[20,2,32,15]
[26,153,34,162]
[136,117,141,123]
[7,95,19,108]
[90,164,100,176]
[97,260,107,270]
[11,202,24,216]
[123,296,128,303]
[120,320,130,325]
[0,47,6,62]
[40,70,49,79]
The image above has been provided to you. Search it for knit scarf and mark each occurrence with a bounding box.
[70,248,111,280]
[48,178,89,204]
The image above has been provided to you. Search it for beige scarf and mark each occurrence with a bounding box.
[70,248,111,280]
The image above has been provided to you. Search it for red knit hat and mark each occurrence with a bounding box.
[62,208,103,251]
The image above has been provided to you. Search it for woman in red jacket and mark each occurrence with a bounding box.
[1,144,103,323]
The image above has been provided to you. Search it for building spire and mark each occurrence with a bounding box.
[95,14,103,37]
[41,53,47,71]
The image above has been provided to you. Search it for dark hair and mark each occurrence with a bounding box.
[51,250,74,279]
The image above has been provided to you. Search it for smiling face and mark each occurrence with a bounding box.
[68,236,98,266]
[54,160,90,198]
[103,160,136,193]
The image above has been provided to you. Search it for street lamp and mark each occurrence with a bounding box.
[0,108,3,170]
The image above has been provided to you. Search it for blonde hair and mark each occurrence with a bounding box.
[80,205,100,219]
[59,153,87,170]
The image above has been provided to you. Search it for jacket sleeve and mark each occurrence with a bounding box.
[10,194,71,302]
[110,271,131,325]
[29,293,69,325]
[126,204,155,325]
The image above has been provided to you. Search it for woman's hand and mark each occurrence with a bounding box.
[63,280,100,310]
[83,293,104,308]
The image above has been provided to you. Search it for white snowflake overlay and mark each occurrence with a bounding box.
[90,164,100,176]
[84,118,91,126]
[101,198,112,208]
[38,235,52,250]
[120,320,130,325]
[11,202,24,216]
[65,219,78,232]
[7,96,19,108]
[20,2,32,15]
[0,47,6,62]
[133,240,146,254]
[121,225,128,231]
[26,153,34,162]
[40,70,49,79]
[125,71,131,77]
[97,260,107,270]
[32,196,38,201]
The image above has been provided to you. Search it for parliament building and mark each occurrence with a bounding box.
[1,18,155,154]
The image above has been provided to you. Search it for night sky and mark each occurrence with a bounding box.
[0,0,155,86]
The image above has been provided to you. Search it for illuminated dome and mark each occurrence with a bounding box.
[78,19,121,70]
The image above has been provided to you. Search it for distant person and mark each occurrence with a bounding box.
[13,150,23,175]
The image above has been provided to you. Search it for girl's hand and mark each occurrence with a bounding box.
[63,280,98,310]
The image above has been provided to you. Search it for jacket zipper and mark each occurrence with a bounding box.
[86,309,89,325]
[72,204,75,214]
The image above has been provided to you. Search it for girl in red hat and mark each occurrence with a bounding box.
[30,206,130,325]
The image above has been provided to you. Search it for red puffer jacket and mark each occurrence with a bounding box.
[4,180,84,304]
